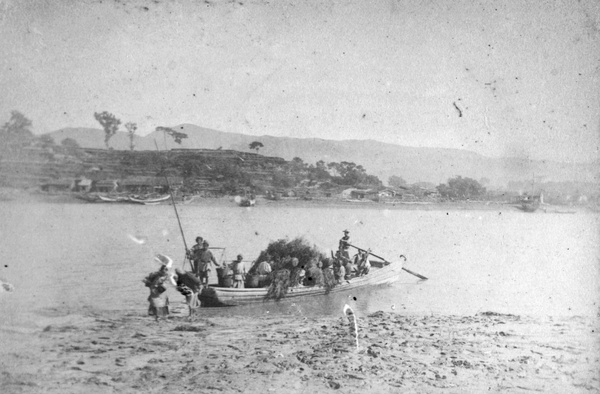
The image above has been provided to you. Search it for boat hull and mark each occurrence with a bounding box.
[128,195,171,204]
[97,194,171,204]
[199,262,404,307]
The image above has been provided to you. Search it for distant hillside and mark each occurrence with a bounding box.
[47,125,598,187]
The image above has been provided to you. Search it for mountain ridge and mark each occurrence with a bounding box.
[46,125,597,187]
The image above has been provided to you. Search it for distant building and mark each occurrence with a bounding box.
[342,188,378,200]
[118,176,183,194]
[94,180,119,193]
[378,189,397,198]
[40,179,74,193]
[73,178,93,192]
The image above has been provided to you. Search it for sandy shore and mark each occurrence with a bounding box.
[2,188,586,213]
[1,307,598,394]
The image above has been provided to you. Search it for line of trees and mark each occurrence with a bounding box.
[436,176,486,200]
[93,111,188,150]
[270,157,382,188]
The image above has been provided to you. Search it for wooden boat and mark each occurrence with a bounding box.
[74,193,100,203]
[128,194,171,205]
[238,197,256,207]
[96,194,170,204]
[98,195,130,203]
[198,259,404,307]
[516,193,542,213]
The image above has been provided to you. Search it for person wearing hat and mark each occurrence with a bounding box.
[231,254,246,288]
[187,236,204,273]
[195,240,220,286]
[338,230,351,261]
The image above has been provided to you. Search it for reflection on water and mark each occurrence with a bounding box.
[0,202,598,327]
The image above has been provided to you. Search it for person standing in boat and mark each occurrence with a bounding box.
[196,240,220,286]
[335,260,346,284]
[232,255,246,288]
[256,260,272,276]
[256,259,272,288]
[187,236,204,271]
[356,249,371,276]
[338,230,351,261]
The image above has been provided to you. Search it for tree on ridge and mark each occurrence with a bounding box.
[94,111,121,150]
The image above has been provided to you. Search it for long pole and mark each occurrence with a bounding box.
[154,140,189,267]
[347,243,428,280]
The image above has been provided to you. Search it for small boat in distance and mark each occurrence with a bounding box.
[517,193,541,212]
[98,194,130,203]
[94,194,171,204]
[516,173,544,213]
[235,190,256,207]
[128,194,171,205]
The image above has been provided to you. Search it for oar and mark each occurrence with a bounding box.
[347,243,428,280]
[154,140,191,270]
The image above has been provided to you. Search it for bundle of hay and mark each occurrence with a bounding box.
[254,237,326,272]
[254,237,330,299]
[265,269,291,300]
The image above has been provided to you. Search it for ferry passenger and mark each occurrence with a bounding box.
[344,258,355,280]
[322,259,336,287]
[196,241,220,286]
[356,250,371,276]
[143,264,170,321]
[335,261,346,284]
[289,257,304,287]
[174,268,201,311]
[232,255,246,288]
[219,261,234,287]
[256,260,272,275]
[187,236,204,271]
[304,258,323,287]
[297,266,306,286]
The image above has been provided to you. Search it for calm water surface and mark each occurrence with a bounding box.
[0,201,598,326]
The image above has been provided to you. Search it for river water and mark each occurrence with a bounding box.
[0,201,598,326]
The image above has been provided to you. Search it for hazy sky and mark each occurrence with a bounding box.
[1,0,598,162]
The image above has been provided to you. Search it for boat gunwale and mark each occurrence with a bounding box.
[199,262,404,305]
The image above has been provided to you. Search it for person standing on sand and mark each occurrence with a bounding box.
[232,255,246,288]
[143,264,170,321]
[196,240,220,286]
[174,268,201,312]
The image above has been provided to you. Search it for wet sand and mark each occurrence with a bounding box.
[1,308,598,394]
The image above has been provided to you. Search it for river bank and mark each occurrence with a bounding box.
[1,187,590,213]
[1,308,598,394]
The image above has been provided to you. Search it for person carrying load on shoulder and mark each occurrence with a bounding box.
[174,268,202,314]
[196,240,220,286]
[143,255,172,321]
[232,255,246,288]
